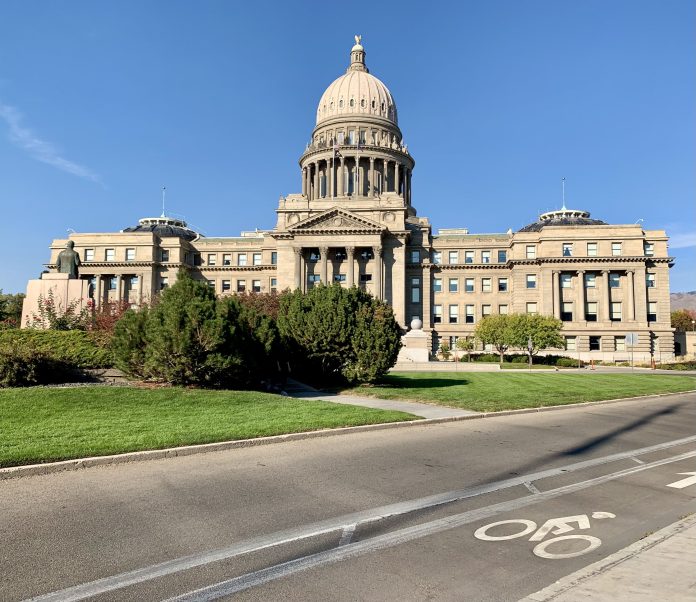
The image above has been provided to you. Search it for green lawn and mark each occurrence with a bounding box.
[0,387,416,468]
[343,372,696,412]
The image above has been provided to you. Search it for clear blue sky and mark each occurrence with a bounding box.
[0,0,693,293]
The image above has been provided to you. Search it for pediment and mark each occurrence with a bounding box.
[287,208,385,234]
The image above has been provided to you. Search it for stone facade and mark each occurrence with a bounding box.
[31,39,675,362]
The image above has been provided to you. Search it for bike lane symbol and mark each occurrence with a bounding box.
[474,511,616,559]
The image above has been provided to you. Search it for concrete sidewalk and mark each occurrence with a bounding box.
[520,513,696,601]
[283,379,476,419]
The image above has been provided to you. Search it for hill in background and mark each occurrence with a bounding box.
[671,292,696,311]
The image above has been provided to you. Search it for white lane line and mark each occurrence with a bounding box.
[163,448,696,602]
[631,457,645,465]
[524,482,541,494]
[338,524,356,547]
[26,435,696,602]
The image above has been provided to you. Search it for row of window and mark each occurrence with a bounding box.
[432,301,659,325]
[561,241,654,257]
[207,278,279,293]
[428,250,507,265]
[565,336,642,352]
[202,251,277,267]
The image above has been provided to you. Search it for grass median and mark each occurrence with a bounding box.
[0,387,417,468]
[343,372,696,413]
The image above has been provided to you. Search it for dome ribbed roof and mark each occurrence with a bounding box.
[316,37,397,126]
[518,208,607,232]
[122,216,199,241]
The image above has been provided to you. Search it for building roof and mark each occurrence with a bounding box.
[518,208,607,232]
[122,216,199,241]
[315,37,397,126]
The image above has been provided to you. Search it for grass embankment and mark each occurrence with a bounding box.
[0,387,416,468]
[343,372,696,413]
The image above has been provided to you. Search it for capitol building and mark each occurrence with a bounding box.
[37,38,675,362]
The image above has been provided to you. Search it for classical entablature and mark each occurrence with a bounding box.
[273,207,386,238]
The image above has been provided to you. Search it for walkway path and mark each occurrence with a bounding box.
[283,379,476,419]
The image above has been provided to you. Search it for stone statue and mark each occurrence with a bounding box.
[354,34,362,45]
[56,241,81,278]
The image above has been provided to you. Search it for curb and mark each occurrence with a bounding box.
[518,512,696,601]
[2,389,694,481]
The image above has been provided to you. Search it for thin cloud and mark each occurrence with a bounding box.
[0,101,101,184]
[669,232,696,249]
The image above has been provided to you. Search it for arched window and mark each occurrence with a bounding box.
[349,98,354,107]
[381,102,385,112]
[371,100,376,109]
[339,99,344,108]
[361,99,366,108]
[330,101,334,109]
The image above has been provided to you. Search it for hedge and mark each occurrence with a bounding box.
[0,330,114,369]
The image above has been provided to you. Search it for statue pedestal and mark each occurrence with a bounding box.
[21,273,90,328]
[397,319,430,363]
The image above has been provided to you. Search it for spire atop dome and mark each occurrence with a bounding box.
[348,34,368,73]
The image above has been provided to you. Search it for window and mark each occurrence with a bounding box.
[615,336,626,352]
[433,305,442,324]
[161,249,170,262]
[448,251,459,264]
[85,249,94,261]
[207,280,216,290]
[526,274,537,289]
[498,277,508,292]
[465,278,474,293]
[565,336,577,351]
[465,305,475,324]
[237,280,246,292]
[648,301,657,322]
[499,304,508,314]
[526,245,536,259]
[609,273,620,288]
[105,248,115,261]
[207,254,217,266]
[411,277,420,303]
[586,302,598,322]
[561,302,573,322]
[432,251,441,264]
[308,274,321,287]
[611,302,622,321]
[410,250,420,263]
[585,273,596,288]
[482,304,491,317]
[222,280,231,292]
[562,243,573,257]
[348,130,355,144]
[253,253,262,266]
[644,242,654,257]
[589,336,601,351]
[561,273,572,288]
[160,277,168,290]
[334,274,346,283]
[360,250,373,260]
[481,278,492,292]
[237,253,247,266]
[497,250,507,263]
[449,305,459,324]
[129,276,138,288]
[193,253,201,266]
[464,251,474,264]
[360,274,372,282]
[449,278,459,293]
[587,242,597,257]
[526,302,538,314]
[271,251,278,265]
[611,242,622,256]
[108,277,117,290]
[270,277,278,292]
[481,250,490,264]
[223,253,231,266]
[646,273,655,288]
[433,278,442,293]
[449,336,459,348]
[252,280,261,293]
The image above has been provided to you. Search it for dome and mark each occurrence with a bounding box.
[518,208,607,233]
[122,216,199,241]
[316,37,397,126]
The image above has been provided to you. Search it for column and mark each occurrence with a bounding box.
[293,248,302,290]
[552,271,560,318]
[635,265,647,324]
[394,162,401,195]
[383,159,389,192]
[313,162,319,200]
[407,168,412,203]
[329,158,334,198]
[338,157,345,196]
[346,246,355,287]
[373,246,382,300]
[576,270,585,322]
[320,246,329,284]
[602,270,611,321]
[422,264,431,329]
[301,167,307,197]
[138,273,145,305]
[355,155,360,196]
[369,157,375,196]
[627,270,636,320]
[95,275,102,307]
[115,275,122,302]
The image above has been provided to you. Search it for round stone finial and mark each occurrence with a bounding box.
[410,317,423,331]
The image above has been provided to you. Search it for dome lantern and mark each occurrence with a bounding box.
[349,34,368,73]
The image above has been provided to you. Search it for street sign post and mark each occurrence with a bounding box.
[625,333,639,370]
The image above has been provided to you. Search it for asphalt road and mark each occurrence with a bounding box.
[2,392,696,602]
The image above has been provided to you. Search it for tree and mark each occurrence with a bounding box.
[508,313,565,366]
[438,341,451,361]
[455,336,476,362]
[671,309,696,331]
[475,315,514,364]
[0,291,25,328]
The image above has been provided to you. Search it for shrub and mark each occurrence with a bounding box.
[657,361,696,370]
[111,307,149,376]
[0,329,113,368]
[0,342,66,387]
[556,357,584,368]
[471,353,500,363]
